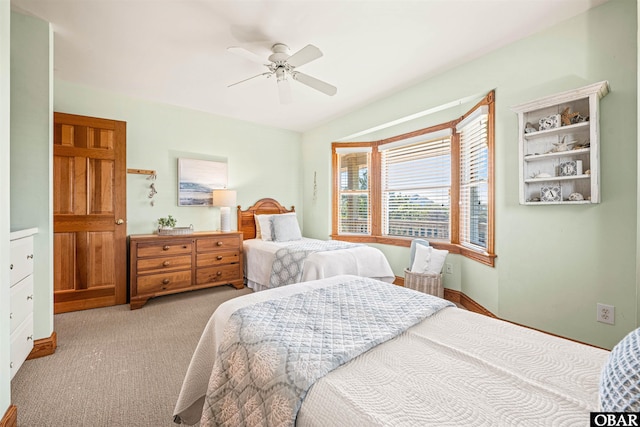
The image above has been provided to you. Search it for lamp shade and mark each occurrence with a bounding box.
[212,189,237,207]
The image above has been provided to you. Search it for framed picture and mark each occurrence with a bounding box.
[178,158,228,206]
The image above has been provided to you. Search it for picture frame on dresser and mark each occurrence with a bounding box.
[511,81,609,205]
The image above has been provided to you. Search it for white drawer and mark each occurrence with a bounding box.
[10,235,34,287]
[10,275,34,334]
[10,313,34,380]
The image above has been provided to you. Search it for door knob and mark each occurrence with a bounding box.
[115,219,124,225]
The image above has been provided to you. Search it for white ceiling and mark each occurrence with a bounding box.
[11,0,610,133]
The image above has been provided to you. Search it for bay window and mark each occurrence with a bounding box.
[332,91,495,266]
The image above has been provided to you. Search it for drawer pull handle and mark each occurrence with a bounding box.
[216,271,222,276]
[163,245,170,251]
[9,264,13,270]
[27,335,33,341]
[9,312,12,319]
[216,256,223,261]
[162,279,170,285]
[182,245,188,249]
[27,295,33,300]
[27,254,34,259]
[9,362,13,369]
[216,241,223,246]
[162,261,171,267]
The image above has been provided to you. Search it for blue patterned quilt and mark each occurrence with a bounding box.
[269,240,360,288]
[199,277,454,427]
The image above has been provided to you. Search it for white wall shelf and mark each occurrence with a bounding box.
[512,81,609,205]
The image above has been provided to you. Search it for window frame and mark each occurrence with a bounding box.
[331,91,496,267]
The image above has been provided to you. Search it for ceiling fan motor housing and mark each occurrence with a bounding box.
[268,43,290,64]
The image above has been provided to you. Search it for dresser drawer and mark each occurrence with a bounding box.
[10,313,34,380]
[196,264,241,285]
[10,275,34,334]
[137,241,192,258]
[196,250,239,267]
[10,235,34,287]
[137,254,192,273]
[196,235,241,252]
[136,270,192,294]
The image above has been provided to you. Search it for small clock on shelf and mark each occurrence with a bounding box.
[540,185,562,202]
[559,160,578,176]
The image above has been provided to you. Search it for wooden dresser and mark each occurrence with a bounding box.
[129,231,244,309]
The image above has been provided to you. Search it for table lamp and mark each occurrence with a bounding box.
[212,189,237,232]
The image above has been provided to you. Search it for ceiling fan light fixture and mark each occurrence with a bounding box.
[277,78,292,104]
[275,66,287,82]
[227,42,337,102]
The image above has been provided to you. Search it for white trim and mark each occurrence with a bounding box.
[511,81,609,113]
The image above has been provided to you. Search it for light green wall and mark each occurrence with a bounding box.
[54,80,303,235]
[302,0,637,349]
[10,12,53,342]
[0,0,11,417]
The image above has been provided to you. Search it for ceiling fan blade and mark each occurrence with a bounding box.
[227,46,267,65]
[286,44,323,68]
[228,72,272,88]
[293,72,337,96]
[277,79,292,104]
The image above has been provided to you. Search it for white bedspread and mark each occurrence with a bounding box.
[174,275,610,426]
[243,238,395,291]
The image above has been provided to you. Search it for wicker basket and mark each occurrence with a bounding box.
[403,268,443,298]
[157,225,194,236]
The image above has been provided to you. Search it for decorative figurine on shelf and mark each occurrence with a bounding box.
[572,141,590,150]
[568,192,585,201]
[560,107,580,126]
[538,114,561,131]
[571,113,589,124]
[524,122,537,133]
[549,136,574,153]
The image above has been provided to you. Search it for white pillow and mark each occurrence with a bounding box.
[255,214,272,240]
[255,212,296,241]
[409,239,430,268]
[411,244,448,274]
[272,214,302,242]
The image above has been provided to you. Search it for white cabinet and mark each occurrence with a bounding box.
[9,228,37,379]
[512,81,609,205]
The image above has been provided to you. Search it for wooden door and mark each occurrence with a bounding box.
[53,112,127,313]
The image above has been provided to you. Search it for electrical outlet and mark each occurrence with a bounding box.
[597,303,615,325]
[445,263,453,274]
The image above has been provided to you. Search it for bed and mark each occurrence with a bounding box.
[173,274,610,426]
[237,198,395,291]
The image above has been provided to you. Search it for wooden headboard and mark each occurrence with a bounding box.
[237,198,295,240]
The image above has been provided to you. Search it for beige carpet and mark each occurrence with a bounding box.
[11,285,252,427]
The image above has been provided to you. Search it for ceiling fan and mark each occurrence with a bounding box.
[227,43,337,104]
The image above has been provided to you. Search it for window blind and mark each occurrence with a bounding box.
[337,151,370,235]
[458,107,489,250]
[381,136,451,239]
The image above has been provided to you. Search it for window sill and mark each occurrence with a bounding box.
[331,234,496,267]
